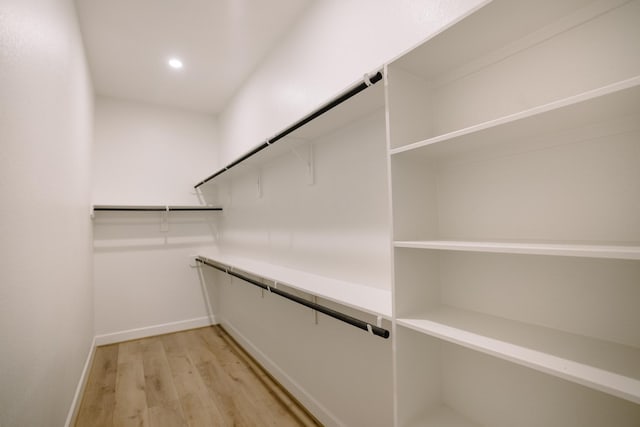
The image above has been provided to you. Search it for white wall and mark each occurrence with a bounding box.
[0,0,94,425]
[92,96,219,205]
[92,97,220,342]
[218,0,484,165]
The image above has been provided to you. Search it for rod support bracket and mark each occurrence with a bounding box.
[363,72,373,87]
[160,206,170,232]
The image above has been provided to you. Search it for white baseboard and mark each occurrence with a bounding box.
[64,335,97,427]
[219,318,342,427]
[95,315,217,346]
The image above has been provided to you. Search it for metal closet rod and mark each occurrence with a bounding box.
[196,257,390,339]
[93,206,222,212]
[194,71,384,188]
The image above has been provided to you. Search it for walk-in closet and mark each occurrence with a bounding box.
[2,0,638,426]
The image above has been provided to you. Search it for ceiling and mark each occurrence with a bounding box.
[75,0,314,114]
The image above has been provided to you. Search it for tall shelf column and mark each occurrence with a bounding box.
[385,0,640,425]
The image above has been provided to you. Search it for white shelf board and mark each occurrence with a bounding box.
[398,307,640,404]
[406,405,480,427]
[394,240,640,260]
[197,252,392,319]
[390,76,640,157]
[393,0,617,81]
[92,204,221,210]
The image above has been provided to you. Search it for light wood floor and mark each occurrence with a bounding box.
[75,325,321,427]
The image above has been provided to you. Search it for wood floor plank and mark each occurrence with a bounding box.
[192,329,303,427]
[159,332,192,376]
[160,332,228,426]
[195,359,255,426]
[113,342,149,427]
[172,371,227,427]
[75,344,118,427]
[183,329,254,425]
[216,330,320,427]
[198,328,314,426]
[75,326,321,427]
[140,338,180,408]
[147,400,188,427]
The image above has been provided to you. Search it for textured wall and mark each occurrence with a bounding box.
[0,0,95,425]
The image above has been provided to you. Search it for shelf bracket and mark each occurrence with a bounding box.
[290,143,314,185]
[363,72,373,87]
[160,206,169,232]
[256,169,263,198]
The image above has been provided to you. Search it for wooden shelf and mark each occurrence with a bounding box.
[394,240,640,260]
[398,307,640,404]
[390,76,640,157]
[197,252,392,319]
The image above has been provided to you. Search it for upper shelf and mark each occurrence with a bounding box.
[92,204,222,212]
[197,252,392,319]
[390,75,640,158]
[394,240,640,260]
[194,71,385,188]
[391,0,614,80]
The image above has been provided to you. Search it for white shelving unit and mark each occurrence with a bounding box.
[198,252,392,319]
[192,1,640,425]
[387,0,640,425]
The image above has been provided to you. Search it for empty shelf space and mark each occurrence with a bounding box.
[397,306,640,404]
[197,252,392,319]
[390,76,640,157]
[393,240,640,260]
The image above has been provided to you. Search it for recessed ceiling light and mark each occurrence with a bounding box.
[168,58,183,69]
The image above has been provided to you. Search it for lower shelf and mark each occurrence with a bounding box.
[396,324,640,427]
[397,306,640,404]
[197,252,392,319]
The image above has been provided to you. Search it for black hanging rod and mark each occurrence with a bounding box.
[194,71,384,188]
[93,205,222,212]
[196,257,390,339]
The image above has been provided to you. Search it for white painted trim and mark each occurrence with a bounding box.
[64,336,97,427]
[219,318,343,427]
[95,315,217,346]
